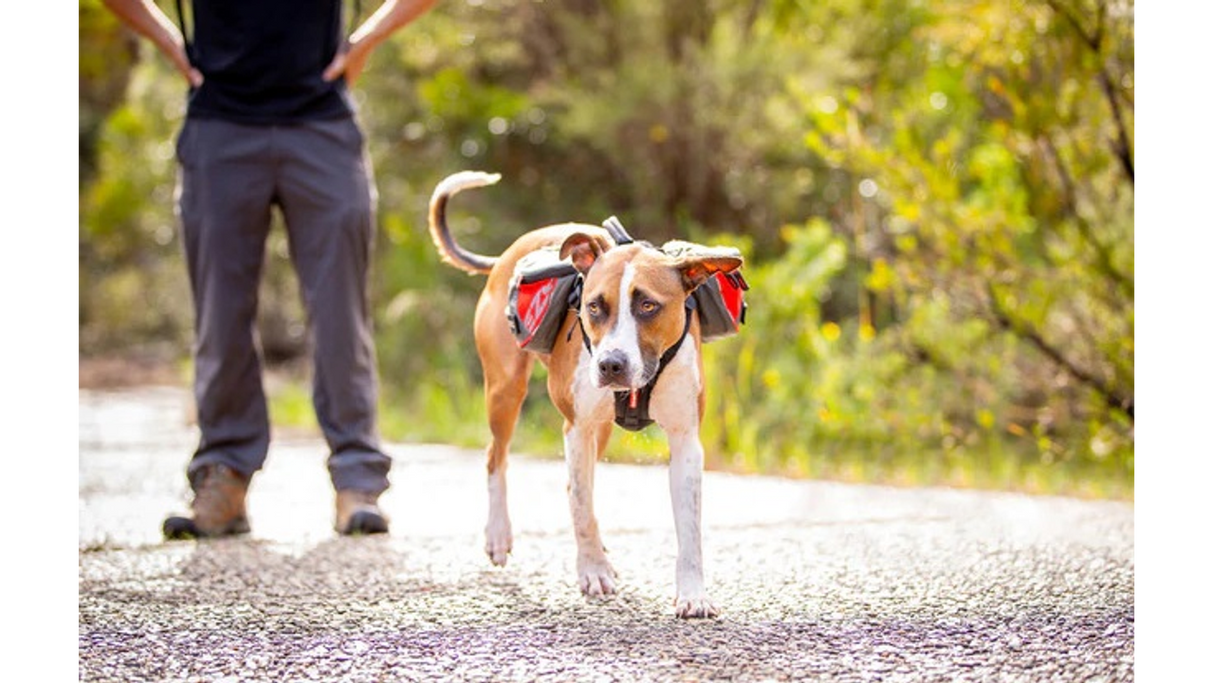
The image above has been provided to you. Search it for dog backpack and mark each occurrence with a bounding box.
[505,219,749,355]
[505,247,580,354]
[690,269,748,341]
[640,224,748,342]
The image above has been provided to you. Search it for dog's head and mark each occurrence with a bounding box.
[560,234,742,390]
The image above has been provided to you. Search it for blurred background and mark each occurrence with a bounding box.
[78,0,1133,498]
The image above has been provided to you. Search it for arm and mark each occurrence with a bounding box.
[99,0,203,87]
[323,0,439,85]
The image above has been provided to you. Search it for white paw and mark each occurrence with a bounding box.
[484,519,512,567]
[577,557,618,597]
[674,595,719,619]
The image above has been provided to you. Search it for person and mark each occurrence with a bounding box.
[100,0,438,538]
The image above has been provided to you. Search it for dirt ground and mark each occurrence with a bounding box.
[79,353,187,390]
[79,387,1134,682]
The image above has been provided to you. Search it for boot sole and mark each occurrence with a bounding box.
[163,515,250,540]
[341,510,389,536]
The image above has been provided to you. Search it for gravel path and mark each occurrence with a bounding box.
[79,388,1134,681]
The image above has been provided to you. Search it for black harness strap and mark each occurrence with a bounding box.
[173,0,193,63]
[612,296,695,431]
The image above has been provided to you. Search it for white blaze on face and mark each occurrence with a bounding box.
[595,262,646,387]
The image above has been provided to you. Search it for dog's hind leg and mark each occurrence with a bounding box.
[565,417,618,596]
[477,308,533,567]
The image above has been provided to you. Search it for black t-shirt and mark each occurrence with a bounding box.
[182,0,353,124]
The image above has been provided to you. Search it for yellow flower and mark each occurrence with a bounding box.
[762,369,780,388]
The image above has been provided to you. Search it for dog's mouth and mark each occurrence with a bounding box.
[599,378,643,391]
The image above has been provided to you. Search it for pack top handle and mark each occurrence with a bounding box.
[602,216,635,246]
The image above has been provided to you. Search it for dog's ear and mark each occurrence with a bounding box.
[663,241,743,292]
[560,232,610,275]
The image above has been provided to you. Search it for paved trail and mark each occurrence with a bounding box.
[79,388,1134,681]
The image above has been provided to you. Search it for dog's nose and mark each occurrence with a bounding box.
[597,351,630,384]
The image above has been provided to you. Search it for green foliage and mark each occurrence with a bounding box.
[80,0,1133,498]
[702,220,846,466]
[771,0,1133,494]
[79,0,139,183]
[80,53,192,352]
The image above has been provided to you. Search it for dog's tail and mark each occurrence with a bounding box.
[428,171,502,275]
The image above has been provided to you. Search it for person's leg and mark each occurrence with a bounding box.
[166,117,277,538]
[273,116,391,532]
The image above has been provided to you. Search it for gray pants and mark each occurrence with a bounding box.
[175,116,390,495]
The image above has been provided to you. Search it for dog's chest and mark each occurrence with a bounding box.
[643,342,702,431]
[566,341,701,430]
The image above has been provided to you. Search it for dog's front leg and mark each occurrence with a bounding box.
[667,429,718,618]
[565,419,617,596]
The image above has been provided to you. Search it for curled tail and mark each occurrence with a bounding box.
[427,171,502,275]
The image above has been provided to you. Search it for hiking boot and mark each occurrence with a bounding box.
[163,464,251,540]
[335,489,389,535]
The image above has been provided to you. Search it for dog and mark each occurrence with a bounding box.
[427,171,742,618]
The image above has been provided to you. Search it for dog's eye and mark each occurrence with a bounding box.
[586,300,603,317]
[638,299,660,315]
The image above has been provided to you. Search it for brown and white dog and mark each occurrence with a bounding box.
[427,171,742,618]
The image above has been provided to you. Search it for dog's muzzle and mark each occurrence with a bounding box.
[595,350,659,390]
[596,349,632,389]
